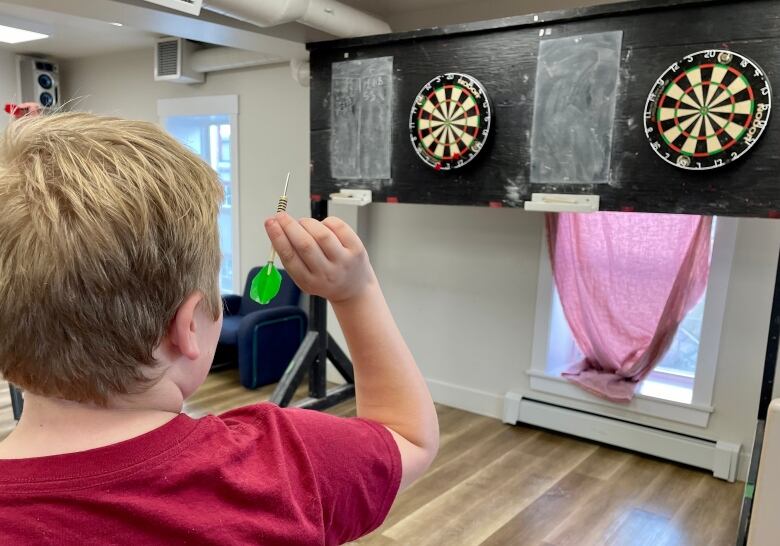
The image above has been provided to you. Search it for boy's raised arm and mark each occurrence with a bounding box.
[265,212,439,489]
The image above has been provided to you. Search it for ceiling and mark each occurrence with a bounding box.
[0,2,157,58]
[336,0,629,32]
[338,0,455,16]
[0,0,627,60]
[339,0,627,17]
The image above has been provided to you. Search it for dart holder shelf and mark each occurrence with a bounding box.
[330,188,372,206]
[524,193,600,213]
[270,198,356,410]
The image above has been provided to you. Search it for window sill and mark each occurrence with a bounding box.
[638,371,693,404]
[526,369,714,428]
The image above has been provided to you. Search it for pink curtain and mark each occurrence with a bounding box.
[546,212,713,403]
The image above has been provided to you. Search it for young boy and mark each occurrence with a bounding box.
[0,112,439,544]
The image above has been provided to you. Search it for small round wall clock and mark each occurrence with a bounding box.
[643,49,771,170]
[409,72,492,170]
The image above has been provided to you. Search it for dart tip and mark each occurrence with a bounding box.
[283,172,290,196]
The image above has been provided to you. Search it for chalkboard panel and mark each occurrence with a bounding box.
[330,75,361,178]
[530,31,622,185]
[309,0,780,218]
[330,56,393,180]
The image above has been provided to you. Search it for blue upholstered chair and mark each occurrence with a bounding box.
[218,268,307,389]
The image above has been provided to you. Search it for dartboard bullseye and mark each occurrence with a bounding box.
[644,50,771,170]
[409,73,491,170]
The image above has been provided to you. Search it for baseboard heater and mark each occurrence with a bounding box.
[503,392,741,482]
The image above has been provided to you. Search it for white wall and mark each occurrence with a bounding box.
[61,49,310,285]
[364,203,543,404]
[0,49,18,132]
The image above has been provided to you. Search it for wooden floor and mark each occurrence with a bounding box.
[2,371,743,545]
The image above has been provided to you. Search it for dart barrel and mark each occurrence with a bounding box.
[276,196,288,213]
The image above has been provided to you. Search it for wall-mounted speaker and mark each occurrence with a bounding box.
[16,56,60,109]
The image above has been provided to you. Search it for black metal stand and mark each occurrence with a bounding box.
[9,384,23,421]
[270,199,356,410]
[736,246,780,545]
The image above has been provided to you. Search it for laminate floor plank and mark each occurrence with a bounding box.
[383,435,597,546]
[377,426,539,530]
[543,455,671,546]
[652,472,743,546]
[480,470,604,546]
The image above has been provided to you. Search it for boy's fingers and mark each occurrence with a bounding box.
[322,216,363,252]
[274,212,328,272]
[299,218,347,262]
[264,217,311,277]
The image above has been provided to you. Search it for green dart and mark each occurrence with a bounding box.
[250,173,290,304]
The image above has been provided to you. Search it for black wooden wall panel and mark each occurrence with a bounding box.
[309,0,780,217]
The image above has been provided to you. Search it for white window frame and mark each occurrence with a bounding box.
[529,216,738,428]
[157,95,241,294]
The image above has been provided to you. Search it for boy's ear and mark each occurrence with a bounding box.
[168,293,204,361]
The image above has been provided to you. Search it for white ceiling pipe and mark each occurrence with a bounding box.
[205,0,308,27]
[300,0,389,37]
[190,46,284,73]
[204,0,390,38]
[291,58,310,86]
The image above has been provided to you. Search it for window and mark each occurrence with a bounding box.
[547,284,702,405]
[157,96,239,294]
[530,215,737,427]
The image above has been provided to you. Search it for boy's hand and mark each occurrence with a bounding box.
[264,212,376,304]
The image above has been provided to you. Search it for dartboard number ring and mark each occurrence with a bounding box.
[643,49,771,170]
[409,73,492,170]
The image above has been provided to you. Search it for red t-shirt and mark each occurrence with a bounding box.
[0,403,401,545]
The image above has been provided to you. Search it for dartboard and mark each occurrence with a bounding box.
[644,50,771,170]
[409,73,491,170]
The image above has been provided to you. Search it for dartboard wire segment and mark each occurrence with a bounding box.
[643,49,771,170]
[409,72,492,170]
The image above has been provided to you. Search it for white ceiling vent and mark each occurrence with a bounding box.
[143,0,203,16]
[155,37,205,84]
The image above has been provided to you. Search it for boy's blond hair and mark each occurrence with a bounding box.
[0,112,224,404]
